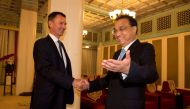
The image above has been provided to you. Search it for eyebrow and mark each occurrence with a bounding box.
[113,25,127,30]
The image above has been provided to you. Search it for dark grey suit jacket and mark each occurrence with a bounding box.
[30,35,74,109]
[89,39,158,109]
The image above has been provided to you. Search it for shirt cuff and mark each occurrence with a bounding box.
[121,73,128,80]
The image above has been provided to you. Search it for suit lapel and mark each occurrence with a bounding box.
[128,39,141,56]
[61,44,71,69]
[46,35,60,58]
[61,44,72,76]
[119,39,141,60]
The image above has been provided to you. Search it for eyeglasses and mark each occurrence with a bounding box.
[112,26,132,35]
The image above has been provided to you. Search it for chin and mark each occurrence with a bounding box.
[59,33,64,36]
[118,41,124,45]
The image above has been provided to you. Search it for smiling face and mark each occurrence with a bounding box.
[113,18,137,47]
[48,15,67,38]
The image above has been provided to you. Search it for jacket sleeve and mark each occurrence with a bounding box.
[89,72,111,92]
[33,40,74,89]
[123,43,158,84]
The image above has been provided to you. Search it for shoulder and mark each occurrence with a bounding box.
[140,42,153,47]
[33,36,51,52]
[139,42,155,56]
[140,42,154,50]
[34,36,50,46]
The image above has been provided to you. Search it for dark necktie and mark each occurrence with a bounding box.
[58,40,64,59]
[57,40,67,68]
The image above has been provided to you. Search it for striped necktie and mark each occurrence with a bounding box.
[118,49,128,79]
[118,49,126,60]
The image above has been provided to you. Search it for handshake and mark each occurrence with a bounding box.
[73,79,89,91]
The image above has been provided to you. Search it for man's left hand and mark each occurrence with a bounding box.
[102,50,131,74]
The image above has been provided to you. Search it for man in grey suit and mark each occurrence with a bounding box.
[81,15,159,109]
[30,12,83,109]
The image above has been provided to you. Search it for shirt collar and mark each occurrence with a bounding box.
[49,33,59,42]
[123,39,137,51]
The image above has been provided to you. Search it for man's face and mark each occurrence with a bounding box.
[113,18,137,46]
[48,15,66,38]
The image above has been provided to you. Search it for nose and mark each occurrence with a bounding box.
[114,30,121,38]
[62,24,66,29]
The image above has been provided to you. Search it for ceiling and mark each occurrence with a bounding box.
[0,0,190,30]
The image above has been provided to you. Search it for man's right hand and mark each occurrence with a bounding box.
[72,79,89,91]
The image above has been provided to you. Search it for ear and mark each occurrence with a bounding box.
[48,20,53,28]
[132,26,137,33]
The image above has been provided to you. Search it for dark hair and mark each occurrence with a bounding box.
[115,15,137,27]
[48,12,66,21]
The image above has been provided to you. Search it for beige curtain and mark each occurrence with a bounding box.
[0,29,8,84]
[0,29,15,84]
[8,31,15,55]
[0,29,8,57]
[82,48,97,78]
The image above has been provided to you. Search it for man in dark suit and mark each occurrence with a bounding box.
[30,12,82,109]
[81,15,159,109]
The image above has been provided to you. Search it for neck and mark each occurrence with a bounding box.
[123,39,136,47]
[50,32,60,39]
